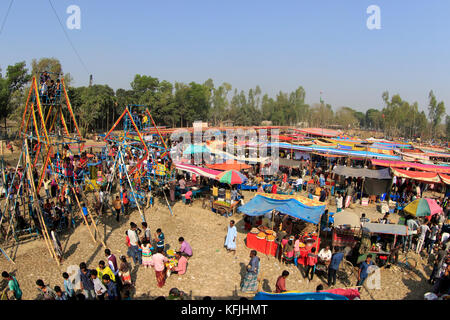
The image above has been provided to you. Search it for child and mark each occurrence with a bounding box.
[155,228,165,251]
[305,247,318,280]
[141,240,154,268]
[336,192,343,213]
[54,286,68,300]
[62,272,75,299]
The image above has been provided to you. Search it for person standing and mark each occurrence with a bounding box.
[62,272,75,300]
[35,279,57,300]
[404,216,419,252]
[155,228,165,252]
[103,275,120,300]
[275,270,289,293]
[113,196,121,222]
[241,250,260,292]
[1,272,22,300]
[90,270,107,300]
[328,249,344,287]
[426,223,439,255]
[356,255,374,289]
[305,247,318,280]
[416,221,430,254]
[122,189,130,215]
[127,223,142,265]
[336,192,343,213]
[78,262,95,300]
[141,222,152,243]
[149,247,169,288]
[224,220,237,255]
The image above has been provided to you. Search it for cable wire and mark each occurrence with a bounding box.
[0,0,14,37]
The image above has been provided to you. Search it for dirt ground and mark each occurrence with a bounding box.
[0,186,435,300]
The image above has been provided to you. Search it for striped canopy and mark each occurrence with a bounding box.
[404,198,443,217]
[215,169,248,184]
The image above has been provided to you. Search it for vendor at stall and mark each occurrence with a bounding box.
[172,252,188,275]
[318,245,332,267]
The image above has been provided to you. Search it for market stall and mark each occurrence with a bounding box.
[239,193,326,264]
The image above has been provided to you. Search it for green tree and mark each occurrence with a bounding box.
[428,90,446,137]
[0,62,31,136]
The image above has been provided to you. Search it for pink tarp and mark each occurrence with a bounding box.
[372,159,450,174]
[174,163,222,180]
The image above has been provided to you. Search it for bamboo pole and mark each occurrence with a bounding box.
[24,139,59,265]
[74,182,106,248]
[72,187,98,245]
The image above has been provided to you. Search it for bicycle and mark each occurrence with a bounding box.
[337,258,356,285]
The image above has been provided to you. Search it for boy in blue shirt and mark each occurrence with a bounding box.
[357,254,374,290]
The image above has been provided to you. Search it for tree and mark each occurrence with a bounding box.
[0,62,31,136]
[428,90,446,137]
[335,107,358,129]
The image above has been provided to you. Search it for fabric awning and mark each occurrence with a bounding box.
[371,159,450,174]
[174,163,221,179]
[238,194,326,225]
[205,161,251,171]
[332,165,391,179]
[391,168,441,184]
[278,158,303,167]
[361,222,409,236]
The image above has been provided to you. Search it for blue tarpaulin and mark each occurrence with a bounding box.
[254,291,348,300]
[237,195,325,225]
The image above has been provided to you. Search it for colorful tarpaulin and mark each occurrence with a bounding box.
[205,161,251,171]
[182,144,210,155]
[269,143,400,160]
[371,159,450,174]
[238,194,325,224]
[254,291,348,300]
[215,169,248,184]
[403,198,443,218]
[174,163,221,180]
[295,128,341,138]
[391,168,441,184]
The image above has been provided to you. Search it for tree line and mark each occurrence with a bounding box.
[0,58,448,140]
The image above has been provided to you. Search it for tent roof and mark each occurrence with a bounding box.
[361,222,408,236]
[332,165,391,179]
[237,194,325,224]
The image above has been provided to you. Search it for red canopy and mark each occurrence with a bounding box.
[206,161,251,171]
[372,159,450,174]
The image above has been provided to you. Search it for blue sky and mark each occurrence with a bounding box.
[0,0,449,115]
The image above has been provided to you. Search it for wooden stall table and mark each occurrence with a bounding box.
[212,200,239,217]
[246,232,269,255]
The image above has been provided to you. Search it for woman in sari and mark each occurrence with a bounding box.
[241,250,260,292]
[118,256,132,289]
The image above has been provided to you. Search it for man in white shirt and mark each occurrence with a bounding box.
[294,177,303,192]
[416,222,430,254]
[90,270,107,300]
[127,222,142,265]
[318,245,332,267]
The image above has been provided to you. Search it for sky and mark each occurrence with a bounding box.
[0,0,449,115]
